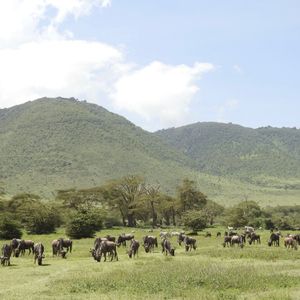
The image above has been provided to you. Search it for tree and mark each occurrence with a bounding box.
[182,210,208,233]
[203,200,224,225]
[142,185,160,228]
[177,179,207,214]
[102,175,145,227]
[0,214,22,239]
[66,207,103,239]
[158,194,178,226]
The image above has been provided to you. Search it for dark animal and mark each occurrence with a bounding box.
[52,238,72,256]
[117,234,134,247]
[33,243,45,265]
[223,236,232,247]
[91,241,118,262]
[15,240,34,257]
[105,235,116,242]
[161,239,175,256]
[216,232,221,238]
[248,232,261,245]
[10,238,21,257]
[293,234,300,245]
[205,232,212,238]
[183,236,197,251]
[178,233,186,246]
[268,233,280,247]
[230,235,244,248]
[143,236,158,253]
[1,244,12,266]
[284,237,298,250]
[128,239,140,258]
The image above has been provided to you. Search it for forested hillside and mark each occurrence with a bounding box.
[155,122,300,188]
[0,98,299,206]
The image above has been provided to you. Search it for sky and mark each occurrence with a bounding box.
[0,0,299,131]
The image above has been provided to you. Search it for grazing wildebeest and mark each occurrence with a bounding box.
[91,241,118,262]
[228,231,238,237]
[15,240,34,257]
[284,237,298,250]
[248,232,261,245]
[143,236,158,253]
[1,244,12,266]
[178,233,186,246]
[161,239,175,256]
[223,235,232,247]
[183,236,197,251]
[11,238,21,257]
[117,234,134,247]
[128,239,140,258]
[33,243,45,265]
[268,232,280,247]
[105,235,116,242]
[293,234,300,245]
[205,232,212,238]
[230,235,244,248]
[52,238,72,256]
[216,232,221,238]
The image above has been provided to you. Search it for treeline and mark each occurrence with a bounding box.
[0,175,299,239]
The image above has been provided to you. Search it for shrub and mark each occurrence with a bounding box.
[182,210,208,233]
[66,207,103,239]
[0,214,22,239]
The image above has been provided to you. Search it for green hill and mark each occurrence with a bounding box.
[0,97,195,196]
[155,122,300,188]
[0,98,299,206]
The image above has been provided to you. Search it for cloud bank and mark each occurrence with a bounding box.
[0,0,214,130]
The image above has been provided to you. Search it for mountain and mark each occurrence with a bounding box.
[155,122,300,188]
[0,97,194,196]
[0,98,299,206]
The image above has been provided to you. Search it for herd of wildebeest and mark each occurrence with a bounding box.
[1,226,300,267]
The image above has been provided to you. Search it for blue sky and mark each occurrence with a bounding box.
[0,0,299,131]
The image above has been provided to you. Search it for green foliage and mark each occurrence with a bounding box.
[182,210,208,232]
[0,214,22,239]
[66,207,103,239]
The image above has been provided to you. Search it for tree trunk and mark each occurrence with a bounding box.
[127,213,136,227]
[150,201,157,228]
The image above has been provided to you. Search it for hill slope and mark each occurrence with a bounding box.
[155,122,300,188]
[0,97,195,195]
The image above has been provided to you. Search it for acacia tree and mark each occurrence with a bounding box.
[102,175,145,227]
[177,179,207,215]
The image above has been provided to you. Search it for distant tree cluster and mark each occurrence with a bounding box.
[1,175,300,239]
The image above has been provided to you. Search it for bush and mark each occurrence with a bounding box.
[0,214,22,239]
[66,207,103,239]
[25,204,62,234]
[182,210,208,233]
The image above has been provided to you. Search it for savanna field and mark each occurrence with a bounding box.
[1,228,300,300]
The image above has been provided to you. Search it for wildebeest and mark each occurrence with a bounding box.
[117,234,134,247]
[52,238,72,256]
[11,238,21,257]
[33,243,45,265]
[178,233,186,246]
[1,244,12,266]
[128,239,140,258]
[268,232,280,247]
[223,235,232,247]
[216,232,221,238]
[91,241,118,262]
[205,232,212,238]
[143,235,158,253]
[293,234,300,245]
[248,232,261,245]
[183,236,197,251]
[15,240,34,257]
[284,237,298,250]
[230,235,244,248]
[161,239,175,256]
[104,235,116,242]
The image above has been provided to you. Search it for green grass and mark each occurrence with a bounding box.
[1,227,300,299]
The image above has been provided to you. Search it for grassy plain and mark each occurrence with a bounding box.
[1,227,300,300]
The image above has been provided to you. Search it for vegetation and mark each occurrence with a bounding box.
[0,215,22,239]
[0,227,300,299]
[0,98,299,207]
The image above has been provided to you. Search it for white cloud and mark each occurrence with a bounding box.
[0,0,215,131]
[111,61,214,130]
